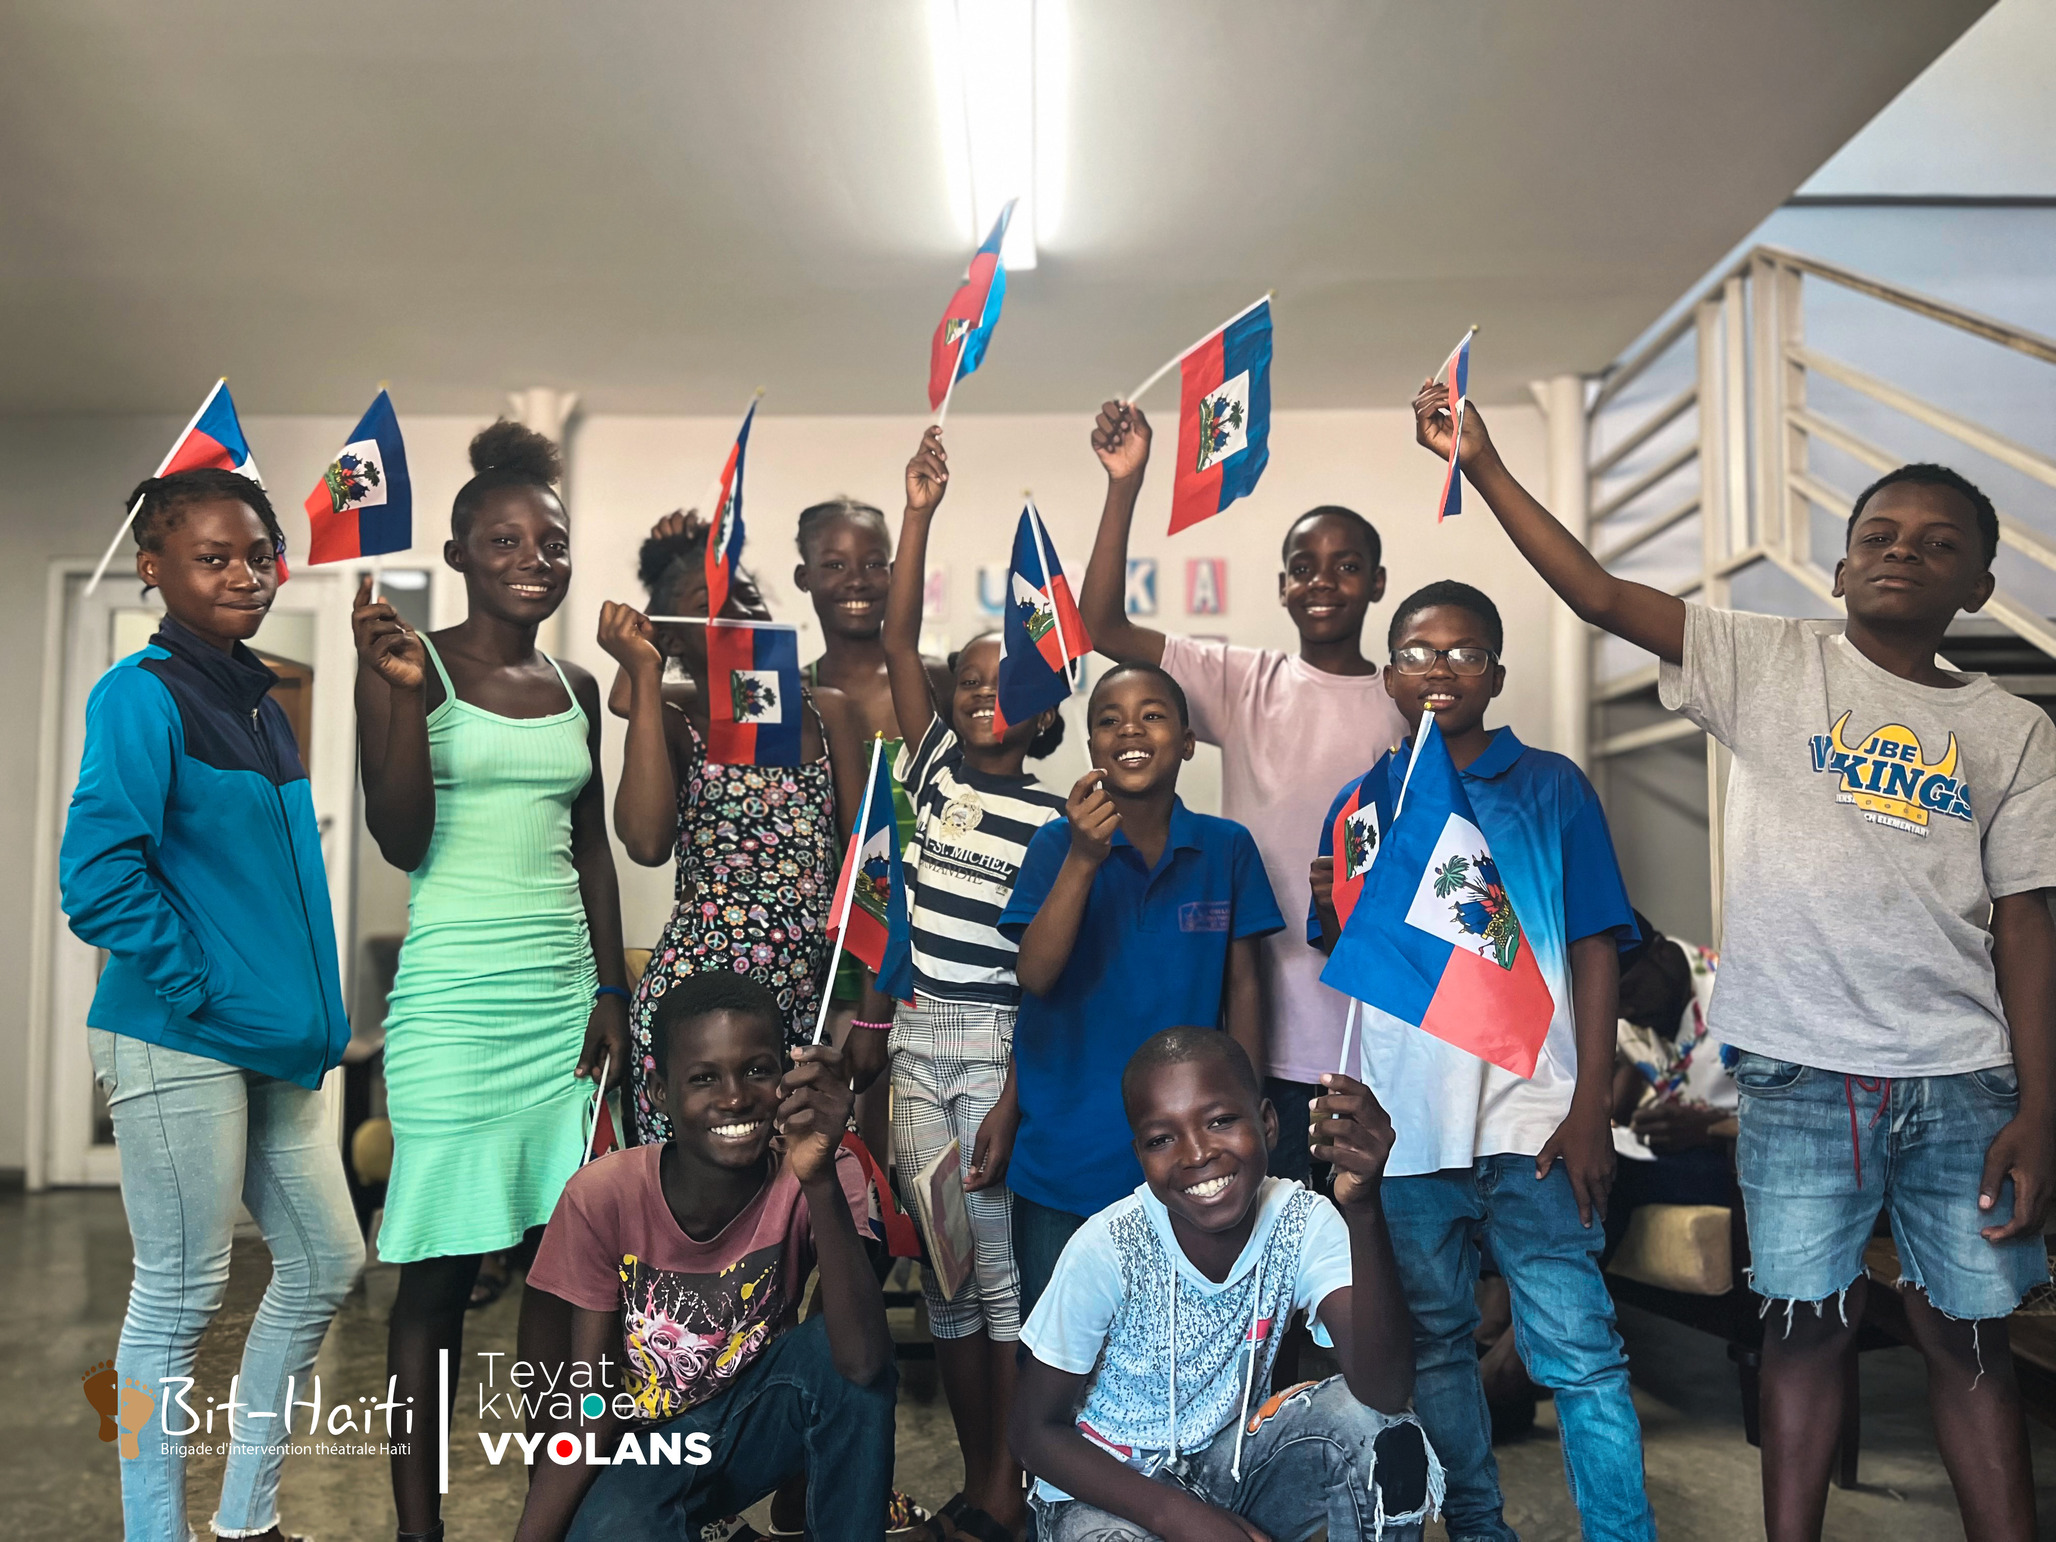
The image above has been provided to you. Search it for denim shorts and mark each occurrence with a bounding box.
[1734,1051,2049,1322]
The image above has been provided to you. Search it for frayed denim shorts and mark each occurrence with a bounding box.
[1734,1051,2049,1322]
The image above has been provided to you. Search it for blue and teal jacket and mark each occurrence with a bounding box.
[59,617,349,1087]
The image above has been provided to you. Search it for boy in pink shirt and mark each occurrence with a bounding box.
[1078,401,1407,1181]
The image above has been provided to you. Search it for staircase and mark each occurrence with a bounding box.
[1578,245,2056,939]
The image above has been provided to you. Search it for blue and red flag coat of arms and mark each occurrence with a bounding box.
[706,620,802,768]
[305,389,412,565]
[1169,299,1273,534]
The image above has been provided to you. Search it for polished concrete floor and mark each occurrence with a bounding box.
[10,1188,2056,1540]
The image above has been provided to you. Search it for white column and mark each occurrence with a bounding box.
[1536,373,1590,767]
[506,388,581,656]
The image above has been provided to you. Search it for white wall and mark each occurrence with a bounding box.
[0,401,1558,1176]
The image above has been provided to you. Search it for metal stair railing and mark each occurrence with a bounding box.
[1581,245,2056,940]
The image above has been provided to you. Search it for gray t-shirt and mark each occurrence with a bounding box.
[1659,604,2056,1077]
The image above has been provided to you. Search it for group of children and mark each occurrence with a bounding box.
[60,377,2055,1542]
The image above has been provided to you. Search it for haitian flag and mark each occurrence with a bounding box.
[88,379,272,594]
[305,389,412,565]
[1324,764,1389,932]
[1319,715,1554,1077]
[1169,298,1272,534]
[993,498,1090,735]
[928,200,1014,412]
[706,619,802,766]
[702,396,758,618]
[828,738,914,1003]
[1434,327,1475,523]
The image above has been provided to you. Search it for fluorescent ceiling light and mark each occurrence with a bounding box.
[929,0,1063,270]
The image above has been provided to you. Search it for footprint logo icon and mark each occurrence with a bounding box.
[116,1377,156,1461]
[82,1359,119,1443]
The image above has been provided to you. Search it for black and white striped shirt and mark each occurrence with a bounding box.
[895,719,1069,1005]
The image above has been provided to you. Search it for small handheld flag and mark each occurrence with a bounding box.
[1320,714,1555,1077]
[1127,295,1273,535]
[306,389,412,567]
[994,497,1091,735]
[816,737,915,1042]
[929,200,1015,422]
[86,379,267,595]
[1434,327,1476,522]
[706,618,802,767]
[703,393,760,618]
[1328,770,1388,934]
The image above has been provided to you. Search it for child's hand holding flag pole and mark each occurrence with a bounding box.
[1430,326,1478,522]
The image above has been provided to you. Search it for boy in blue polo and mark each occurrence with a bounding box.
[994,663,1283,1316]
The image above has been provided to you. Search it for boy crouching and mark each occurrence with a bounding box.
[1011,1027,1440,1541]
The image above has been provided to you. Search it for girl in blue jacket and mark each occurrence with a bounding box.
[60,468,363,1542]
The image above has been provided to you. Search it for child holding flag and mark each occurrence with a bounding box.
[1416,382,2056,1542]
[598,520,868,1137]
[1078,402,1407,1181]
[880,427,1070,1542]
[1310,582,1652,1542]
[996,662,1283,1316]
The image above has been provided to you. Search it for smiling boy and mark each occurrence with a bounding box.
[994,665,1284,1317]
[1417,379,2056,1542]
[1311,581,1651,1541]
[515,973,894,1542]
[1079,403,1408,1180]
[1010,1028,1437,1542]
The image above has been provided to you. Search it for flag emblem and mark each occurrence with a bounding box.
[1417,837,1523,972]
[944,317,972,346]
[319,442,387,514]
[994,500,1091,735]
[729,668,783,725]
[1342,806,1380,882]
[1195,374,1249,472]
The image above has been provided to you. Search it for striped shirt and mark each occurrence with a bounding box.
[896,719,1068,1004]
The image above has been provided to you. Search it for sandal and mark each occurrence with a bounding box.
[698,1520,764,1542]
[885,1491,942,1542]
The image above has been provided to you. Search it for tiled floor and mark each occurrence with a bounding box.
[9,1189,2056,1539]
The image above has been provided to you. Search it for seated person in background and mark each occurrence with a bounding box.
[1607,917,1731,1258]
[514,973,895,1542]
[1010,1027,1439,1542]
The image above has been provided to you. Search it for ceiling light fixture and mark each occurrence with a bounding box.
[928,0,1063,270]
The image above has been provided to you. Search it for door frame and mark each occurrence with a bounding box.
[27,561,362,1189]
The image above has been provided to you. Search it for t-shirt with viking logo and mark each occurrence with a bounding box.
[1661,604,2056,1077]
[527,1143,870,1421]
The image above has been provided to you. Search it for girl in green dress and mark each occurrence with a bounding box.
[353,421,630,1542]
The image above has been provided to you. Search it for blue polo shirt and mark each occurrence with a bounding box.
[998,797,1284,1217]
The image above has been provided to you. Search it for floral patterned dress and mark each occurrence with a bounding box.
[630,712,837,1142]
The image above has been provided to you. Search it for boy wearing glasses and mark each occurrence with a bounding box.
[1310,581,1653,1542]
[1079,402,1407,1181]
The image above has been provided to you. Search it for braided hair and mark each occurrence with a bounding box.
[453,420,563,539]
[125,468,286,575]
[794,496,888,561]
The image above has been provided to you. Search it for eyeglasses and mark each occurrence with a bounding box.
[1391,645,1497,676]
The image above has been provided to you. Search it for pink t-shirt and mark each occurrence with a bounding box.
[1161,635,1409,1084]
[528,1142,870,1422]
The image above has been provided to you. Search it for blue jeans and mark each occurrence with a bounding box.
[90,1029,365,1542]
[567,1316,897,1542]
[1012,1192,1087,1324]
[1031,1376,1439,1542]
[1384,1160,1655,1542]
[1734,1053,2050,1321]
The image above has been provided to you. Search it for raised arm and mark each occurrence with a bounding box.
[884,427,949,748]
[1077,401,1167,666]
[1414,382,1685,665]
[597,602,683,867]
[351,575,436,871]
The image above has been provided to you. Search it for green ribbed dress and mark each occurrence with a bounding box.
[376,636,597,1264]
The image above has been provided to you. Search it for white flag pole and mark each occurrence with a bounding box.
[811,733,886,1047]
[1336,998,1362,1077]
[1022,493,1082,690]
[84,378,225,596]
[369,553,383,606]
[934,353,964,429]
[1123,292,1274,405]
[648,615,795,631]
[581,1051,612,1166]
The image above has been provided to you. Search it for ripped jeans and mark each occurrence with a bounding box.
[1030,1376,1440,1542]
[1734,1053,2049,1324]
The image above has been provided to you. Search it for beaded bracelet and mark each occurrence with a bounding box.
[850,1017,894,1032]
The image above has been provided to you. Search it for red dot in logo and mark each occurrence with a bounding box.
[553,1436,577,1460]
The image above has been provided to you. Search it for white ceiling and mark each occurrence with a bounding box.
[0,0,1994,416]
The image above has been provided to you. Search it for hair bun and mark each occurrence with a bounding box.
[467,420,562,484]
